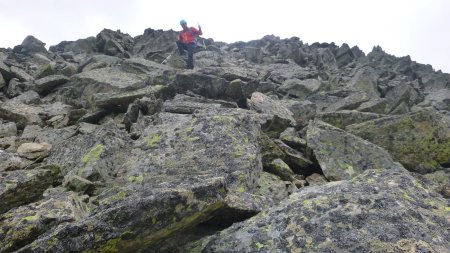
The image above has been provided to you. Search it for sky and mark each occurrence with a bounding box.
[1,0,449,73]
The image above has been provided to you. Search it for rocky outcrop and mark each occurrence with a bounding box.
[0,26,449,252]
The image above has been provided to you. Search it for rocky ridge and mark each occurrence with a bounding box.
[0,28,449,252]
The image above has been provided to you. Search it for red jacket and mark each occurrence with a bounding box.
[179,27,202,44]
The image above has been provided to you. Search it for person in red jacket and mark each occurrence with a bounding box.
[176,19,202,69]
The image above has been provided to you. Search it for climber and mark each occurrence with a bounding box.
[176,19,202,69]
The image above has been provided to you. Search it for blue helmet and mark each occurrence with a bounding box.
[180,19,187,26]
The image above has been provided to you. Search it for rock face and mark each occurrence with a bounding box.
[0,27,449,252]
[202,169,450,253]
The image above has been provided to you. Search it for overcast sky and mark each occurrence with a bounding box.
[1,0,449,73]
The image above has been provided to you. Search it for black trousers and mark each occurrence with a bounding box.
[176,40,196,69]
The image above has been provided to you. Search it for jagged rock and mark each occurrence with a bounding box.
[248,92,296,137]
[34,62,57,79]
[10,66,33,83]
[266,158,297,181]
[96,29,134,58]
[79,54,122,72]
[0,169,56,214]
[93,85,165,110]
[6,78,27,98]
[133,28,178,61]
[347,109,450,174]
[415,88,450,111]
[33,74,69,95]
[384,80,421,114]
[14,35,47,55]
[356,98,388,114]
[278,78,321,99]
[173,71,228,99]
[273,139,315,175]
[282,99,317,128]
[201,169,450,253]
[347,66,380,96]
[317,110,384,129]
[324,91,371,112]
[63,174,95,194]
[17,142,51,160]
[307,120,397,181]
[49,37,97,54]
[279,127,307,150]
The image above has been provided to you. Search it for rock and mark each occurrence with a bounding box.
[278,78,321,99]
[248,92,296,137]
[201,169,450,253]
[16,35,47,55]
[347,109,450,174]
[33,74,69,95]
[10,66,33,82]
[162,93,236,114]
[0,101,44,130]
[0,190,90,252]
[0,121,17,138]
[63,174,95,194]
[307,119,398,181]
[0,152,33,172]
[282,99,316,128]
[279,127,307,150]
[0,169,55,214]
[17,142,51,160]
[317,110,384,129]
[173,72,228,99]
[49,67,147,109]
[11,90,40,104]
[93,85,166,110]
[266,158,298,181]
[96,29,134,58]
[305,173,328,186]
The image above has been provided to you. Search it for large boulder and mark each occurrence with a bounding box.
[307,120,397,181]
[46,67,148,109]
[347,109,450,174]
[201,168,450,253]
[17,108,271,252]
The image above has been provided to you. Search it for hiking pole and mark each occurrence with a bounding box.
[161,48,176,65]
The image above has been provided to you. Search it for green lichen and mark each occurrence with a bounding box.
[111,191,127,201]
[255,242,265,250]
[99,238,121,253]
[128,175,144,184]
[237,186,245,193]
[24,214,38,222]
[82,144,104,164]
[402,192,414,202]
[147,134,161,148]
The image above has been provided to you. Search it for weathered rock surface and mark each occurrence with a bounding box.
[307,119,398,181]
[347,109,450,173]
[202,169,450,253]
